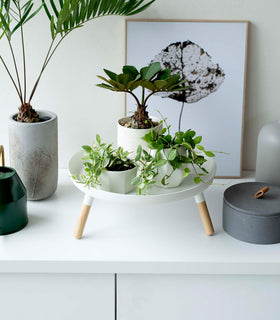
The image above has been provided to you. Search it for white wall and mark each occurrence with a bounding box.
[0,0,279,170]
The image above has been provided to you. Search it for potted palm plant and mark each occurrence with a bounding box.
[97,62,189,157]
[0,0,155,200]
[78,135,137,194]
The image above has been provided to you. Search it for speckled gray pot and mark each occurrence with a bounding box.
[9,111,58,200]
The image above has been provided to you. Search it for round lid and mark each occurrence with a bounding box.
[224,182,280,217]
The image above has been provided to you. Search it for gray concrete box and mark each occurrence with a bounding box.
[223,182,280,244]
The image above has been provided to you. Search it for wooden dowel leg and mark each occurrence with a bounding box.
[195,193,214,236]
[73,194,93,239]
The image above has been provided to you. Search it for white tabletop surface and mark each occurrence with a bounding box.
[1,170,280,275]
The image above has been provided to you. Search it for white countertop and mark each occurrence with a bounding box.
[1,170,280,275]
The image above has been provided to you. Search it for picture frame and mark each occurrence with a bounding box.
[125,19,249,178]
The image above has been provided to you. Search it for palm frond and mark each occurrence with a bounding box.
[42,0,155,39]
[0,0,42,38]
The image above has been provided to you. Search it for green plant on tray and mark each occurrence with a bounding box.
[79,134,135,188]
[0,0,155,122]
[97,62,190,129]
[131,145,167,195]
[132,117,216,194]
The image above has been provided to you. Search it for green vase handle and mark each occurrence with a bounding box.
[0,145,4,167]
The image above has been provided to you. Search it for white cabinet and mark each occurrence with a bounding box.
[1,172,280,319]
[0,273,114,320]
[117,274,280,320]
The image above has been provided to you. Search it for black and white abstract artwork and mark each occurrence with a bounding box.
[126,20,248,177]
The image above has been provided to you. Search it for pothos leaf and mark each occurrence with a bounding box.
[194,176,201,184]
[82,145,92,153]
[205,151,215,157]
[167,149,177,161]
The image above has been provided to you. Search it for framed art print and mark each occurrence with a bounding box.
[125,20,248,177]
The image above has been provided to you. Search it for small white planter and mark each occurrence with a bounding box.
[152,148,184,188]
[97,166,137,194]
[117,116,162,158]
[9,110,58,200]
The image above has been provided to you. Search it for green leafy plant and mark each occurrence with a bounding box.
[97,62,190,129]
[79,134,135,188]
[0,0,155,123]
[135,117,216,192]
[131,145,167,195]
[144,129,214,184]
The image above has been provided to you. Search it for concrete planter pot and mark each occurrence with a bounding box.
[9,111,58,200]
[117,116,162,158]
[97,166,137,194]
[151,148,184,188]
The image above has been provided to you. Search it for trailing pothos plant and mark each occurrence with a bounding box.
[132,118,216,194]
[97,62,190,129]
[0,0,155,123]
[131,145,167,195]
[77,134,135,188]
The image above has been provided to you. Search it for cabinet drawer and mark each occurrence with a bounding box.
[118,274,280,320]
[0,273,114,320]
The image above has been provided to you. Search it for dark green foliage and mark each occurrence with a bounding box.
[97,62,190,128]
[97,62,189,95]
[140,117,215,188]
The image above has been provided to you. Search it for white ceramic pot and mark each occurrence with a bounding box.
[151,148,184,188]
[97,166,137,194]
[9,111,58,200]
[177,146,191,170]
[117,116,162,158]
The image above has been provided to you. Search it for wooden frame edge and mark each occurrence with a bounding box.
[124,19,250,179]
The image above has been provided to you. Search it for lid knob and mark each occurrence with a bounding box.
[255,186,269,199]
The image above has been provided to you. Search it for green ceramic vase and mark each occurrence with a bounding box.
[0,166,28,235]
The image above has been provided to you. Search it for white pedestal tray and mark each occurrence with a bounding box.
[69,151,216,239]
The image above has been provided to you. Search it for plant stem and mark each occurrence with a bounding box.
[0,55,23,104]
[28,37,56,103]
[28,14,116,104]
[178,101,185,131]
[143,91,156,107]
[18,3,27,103]
[126,90,142,111]
[141,87,145,105]
[43,29,71,68]
[7,39,23,101]
[28,29,74,104]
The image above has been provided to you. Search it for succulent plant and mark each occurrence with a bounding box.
[97,62,190,129]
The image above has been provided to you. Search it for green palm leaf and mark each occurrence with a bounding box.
[0,1,42,38]
[42,0,155,38]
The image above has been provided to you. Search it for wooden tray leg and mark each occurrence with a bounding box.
[73,194,93,239]
[195,192,214,236]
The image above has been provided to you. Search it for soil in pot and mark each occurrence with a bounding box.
[12,114,51,123]
[117,116,163,158]
[119,116,159,129]
[106,162,135,172]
